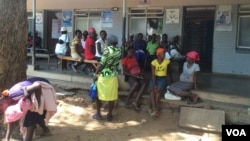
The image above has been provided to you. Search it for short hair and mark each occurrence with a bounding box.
[126,46,134,52]
[162,33,168,38]
[100,30,107,35]
[74,29,82,35]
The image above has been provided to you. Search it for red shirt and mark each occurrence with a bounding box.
[122,55,141,75]
[84,37,95,59]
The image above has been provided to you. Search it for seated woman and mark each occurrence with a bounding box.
[167,51,200,104]
[149,47,170,117]
[70,30,84,72]
[122,47,146,110]
[134,33,147,71]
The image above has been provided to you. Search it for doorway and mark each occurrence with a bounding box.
[182,6,215,73]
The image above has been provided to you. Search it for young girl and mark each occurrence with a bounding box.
[122,47,146,110]
[149,47,170,117]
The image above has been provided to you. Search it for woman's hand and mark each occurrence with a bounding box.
[93,74,98,82]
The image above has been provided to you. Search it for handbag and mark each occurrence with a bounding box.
[89,82,97,101]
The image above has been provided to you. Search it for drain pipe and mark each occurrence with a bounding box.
[122,0,127,58]
[32,0,36,67]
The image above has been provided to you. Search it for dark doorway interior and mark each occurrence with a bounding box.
[44,10,61,54]
[182,6,215,73]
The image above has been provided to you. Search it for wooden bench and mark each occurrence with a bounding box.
[27,48,55,69]
[57,55,98,71]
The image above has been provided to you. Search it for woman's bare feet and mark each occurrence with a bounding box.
[192,94,199,104]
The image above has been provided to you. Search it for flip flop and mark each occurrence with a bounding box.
[92,113,102,120]
[132,102,140,111]
[151,111,159,117]
[107,113,113,121]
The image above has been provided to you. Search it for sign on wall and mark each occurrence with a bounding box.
[51,19,61,39]
[215,5,232,31]
[62,10,73,32]
[166,9,180,24]
[35,12,43,38]
[102,10,113,27]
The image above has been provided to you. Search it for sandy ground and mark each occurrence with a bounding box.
[34,89,221,141]
[3,89,221,141]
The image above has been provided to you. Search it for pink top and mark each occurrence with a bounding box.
[5,98,31,123]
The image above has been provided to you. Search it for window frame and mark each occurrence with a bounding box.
[236,5,250,51]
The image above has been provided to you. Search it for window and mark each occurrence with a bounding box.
[128,7,163,39]
[74,9,101,34]
[237,5,250,50]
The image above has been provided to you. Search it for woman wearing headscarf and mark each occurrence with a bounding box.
[92,34,121,121]
[166,51,200,104]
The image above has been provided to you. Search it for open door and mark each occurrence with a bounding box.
[182,6,215,73]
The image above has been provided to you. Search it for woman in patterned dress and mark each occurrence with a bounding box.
[92,34,122,121]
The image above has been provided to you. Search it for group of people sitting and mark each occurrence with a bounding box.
[123,33,184,73]
[0,77,57,141]
[55,27,108,74]
[53,27,201,119]
[122,45,200,117]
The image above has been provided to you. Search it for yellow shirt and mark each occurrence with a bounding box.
[151,59,170,76]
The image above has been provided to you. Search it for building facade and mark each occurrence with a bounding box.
[27,0,250,76]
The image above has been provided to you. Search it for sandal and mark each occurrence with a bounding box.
[92,113,102,120]
[107,113,113,121]
[151,111,159,117]
[132,102,140,111]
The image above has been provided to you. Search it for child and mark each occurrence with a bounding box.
[149,47,170,117]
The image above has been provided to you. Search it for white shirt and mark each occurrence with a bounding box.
[55,34,69,55]
[95,38,107,57]
[180,62,200,82]
[81,39,86,49]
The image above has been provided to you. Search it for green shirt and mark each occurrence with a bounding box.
[146,41,159,55]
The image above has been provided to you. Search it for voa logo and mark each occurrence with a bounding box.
[226,129,246,136]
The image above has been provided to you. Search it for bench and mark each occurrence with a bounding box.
[57,55,98,71]
[27,48,55,69]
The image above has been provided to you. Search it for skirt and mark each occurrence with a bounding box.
[169,81,193,94]
[97,76,118,101]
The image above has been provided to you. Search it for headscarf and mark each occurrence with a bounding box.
[186,51,200,61]
[156,47,165,56]
[88,27,96,33]
[107,34,118,44]
[1,89,9,97]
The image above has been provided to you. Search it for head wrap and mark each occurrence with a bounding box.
[88,27,96,33]
[1,89,9,97]
[186,51,200,61]
[107,34,118,44]
[156,48,165,56]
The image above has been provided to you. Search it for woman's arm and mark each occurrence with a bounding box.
[75,44,83,61]
[193,71,198,89]
[151,64,156,88]
[96,42,102,55]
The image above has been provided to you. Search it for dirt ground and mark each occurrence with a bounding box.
[3,89,221,141]
[33,89,221,141]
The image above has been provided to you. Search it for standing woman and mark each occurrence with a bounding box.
[93,34,122,121]
[149,47,170,117]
